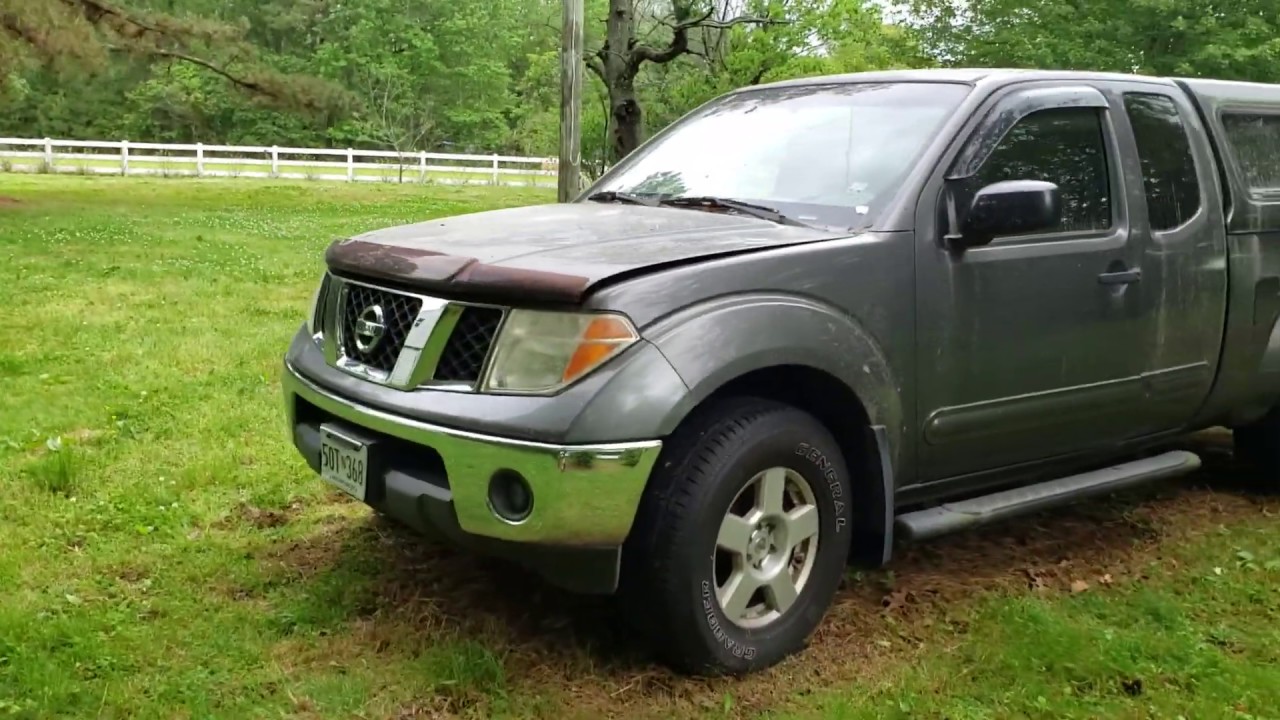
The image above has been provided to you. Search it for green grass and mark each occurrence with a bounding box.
[2,175,1279,719]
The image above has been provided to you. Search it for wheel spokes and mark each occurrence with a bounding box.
[718,569,761,620]
[714,465,823,628]
[762,570,800,614]
[784,505,819,549]
[717,513,754,554]
[757,466,788,516]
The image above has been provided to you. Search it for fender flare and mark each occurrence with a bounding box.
[644,293,904,567]
[646,293,904,456]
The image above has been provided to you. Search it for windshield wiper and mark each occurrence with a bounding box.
[585,190,660,207]
[658,195,807,227]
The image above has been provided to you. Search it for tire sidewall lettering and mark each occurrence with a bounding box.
[795,442,848,533]
[701,580,757,660]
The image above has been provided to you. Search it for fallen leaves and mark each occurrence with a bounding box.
[882,589,913,614]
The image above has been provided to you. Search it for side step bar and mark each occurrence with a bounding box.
[895,450,1202,542]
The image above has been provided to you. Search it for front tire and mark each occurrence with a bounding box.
[621,398,854,675]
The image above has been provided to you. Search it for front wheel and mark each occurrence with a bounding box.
[620,398,855,675]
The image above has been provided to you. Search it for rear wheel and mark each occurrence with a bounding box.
[621,397,855,675]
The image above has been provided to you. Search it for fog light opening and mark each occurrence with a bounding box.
[488,469,533,523]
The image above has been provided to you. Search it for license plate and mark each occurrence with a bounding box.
[319,425,368,501]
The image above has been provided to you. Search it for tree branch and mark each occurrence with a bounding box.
[632,27,688,65]
[634,13,786,67]
[105,45,271,95]
[584,52,606,82]
[68,0,163,37]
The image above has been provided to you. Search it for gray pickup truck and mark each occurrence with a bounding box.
[282,68,1280,675]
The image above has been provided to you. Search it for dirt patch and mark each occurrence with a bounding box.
[0,197,20,206]
[114,565,150,584]
[266,433,1278,718]
[217,500,306,530]
[260,525,349,578]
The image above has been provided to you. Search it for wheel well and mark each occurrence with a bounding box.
[692,365,890,567]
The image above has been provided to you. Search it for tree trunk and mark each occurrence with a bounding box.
[604,0,644,161]
[595,0,776,160]
[610,78,643,161]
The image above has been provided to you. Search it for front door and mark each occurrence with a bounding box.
[914,83,1150,482]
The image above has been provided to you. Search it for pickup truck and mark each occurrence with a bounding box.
[282,68,1280,675]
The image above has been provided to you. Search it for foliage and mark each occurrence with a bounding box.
[0,0,349,114]
[1,0,922,160]
[907,0,1280,81]
[7,0,1280,164]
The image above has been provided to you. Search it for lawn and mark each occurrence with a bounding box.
[1,175,1279,719]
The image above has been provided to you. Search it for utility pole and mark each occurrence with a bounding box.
[558,0,584,202]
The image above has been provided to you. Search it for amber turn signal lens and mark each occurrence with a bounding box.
[562,316,638,383]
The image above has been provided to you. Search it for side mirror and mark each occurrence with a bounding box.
[953,180,1061,250]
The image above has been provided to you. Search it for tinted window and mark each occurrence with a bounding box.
[970,107,1112,235]
[1222,112,1280,191]
[1124,93,1201,230]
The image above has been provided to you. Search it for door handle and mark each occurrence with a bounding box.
[1098,267,1142,285]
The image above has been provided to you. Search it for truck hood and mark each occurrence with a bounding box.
[324,202,844,303]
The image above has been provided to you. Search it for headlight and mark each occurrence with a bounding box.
[481,310,639,394]
[306,272,332,339]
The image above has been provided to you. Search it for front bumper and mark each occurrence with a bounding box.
[281,360,662,549]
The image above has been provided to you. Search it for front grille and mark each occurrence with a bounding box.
[434,307,503,382]
[339,284,422,373]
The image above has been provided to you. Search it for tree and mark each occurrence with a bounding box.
[311,0,521,153]
[0,0,930,162]
[0,0,346,112]
[585,0,784,160]
[350,68,435,182]
[907,0,1280,81]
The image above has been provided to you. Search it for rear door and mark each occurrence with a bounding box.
[1099,81,1228,434]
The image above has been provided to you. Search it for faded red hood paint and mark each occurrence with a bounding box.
[324,202,842,303]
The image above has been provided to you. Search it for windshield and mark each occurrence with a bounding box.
[586,82,970,228]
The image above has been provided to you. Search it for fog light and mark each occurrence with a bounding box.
[488,469,533,522]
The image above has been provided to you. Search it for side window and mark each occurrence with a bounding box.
[969,107,1112,235]
[1221,112,1280,192]
[1123,93,1202,230]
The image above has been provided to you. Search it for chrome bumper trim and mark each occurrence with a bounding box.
[282,361,662,545]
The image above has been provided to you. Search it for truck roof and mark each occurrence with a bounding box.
[747,67,1280,94]
[749,68,1178,89]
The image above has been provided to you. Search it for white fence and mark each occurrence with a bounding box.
[0,137,558,188]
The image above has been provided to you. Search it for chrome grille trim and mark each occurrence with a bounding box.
[318,274,506,392]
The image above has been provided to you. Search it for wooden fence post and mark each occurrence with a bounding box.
[44,138,53,171]
[120,140,129,176]
[347,149,354,182]
[419,151,427,183]
[196,143,204,177]
[491,154,499,185]
[270,146,279,178]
